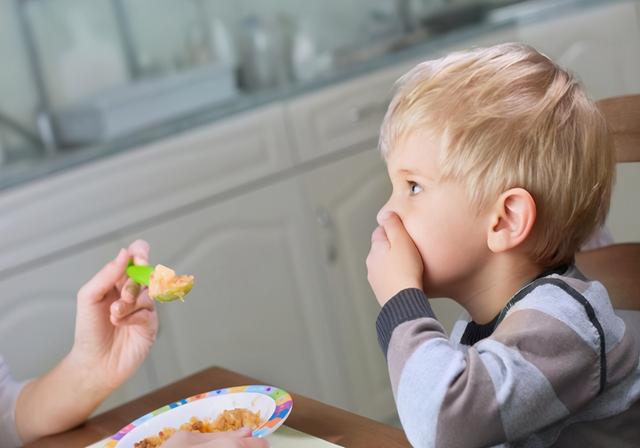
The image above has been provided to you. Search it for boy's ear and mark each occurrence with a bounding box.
[487,188,536,253]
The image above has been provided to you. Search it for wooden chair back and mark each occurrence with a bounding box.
[576,94,640,311]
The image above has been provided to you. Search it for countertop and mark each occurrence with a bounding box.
[0,0,620,192]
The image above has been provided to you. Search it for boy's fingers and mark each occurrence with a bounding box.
[380,212,410,246]
[78,249,128,304]
[371,225,389,246]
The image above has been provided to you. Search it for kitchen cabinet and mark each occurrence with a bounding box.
[0,104,294,276]
[286,64,409,163]
[300,148,395,421]
[515,0,640,243]
[516,0,640,100]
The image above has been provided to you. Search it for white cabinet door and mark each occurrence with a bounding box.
[516,1,640,99]
[0,240,157,414]
[300,148,397,422]
[120,177,343,406]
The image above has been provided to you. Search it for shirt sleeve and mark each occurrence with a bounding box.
[0,357,28,448]
[375,285,626,448]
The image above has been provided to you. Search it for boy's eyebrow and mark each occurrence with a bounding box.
[397,168,433,180]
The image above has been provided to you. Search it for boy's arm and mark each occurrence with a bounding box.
[378,288,508,447]
[378,286,638,448]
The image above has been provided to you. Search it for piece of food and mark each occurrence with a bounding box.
[134,409,263,447]
[148,264,194,302]
[210,407,262,431]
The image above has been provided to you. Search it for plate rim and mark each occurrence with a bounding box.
[106,384,293,446]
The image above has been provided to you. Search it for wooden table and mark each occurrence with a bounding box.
[26,366,410,448]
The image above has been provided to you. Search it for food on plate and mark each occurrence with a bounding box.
[148,264,194,302]
[134,408,263,447]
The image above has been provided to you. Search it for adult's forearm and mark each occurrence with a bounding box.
[14,353,113,444]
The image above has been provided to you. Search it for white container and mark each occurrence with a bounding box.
[210,18,237,68]
[54,12,129,107]
[55,62,238,145]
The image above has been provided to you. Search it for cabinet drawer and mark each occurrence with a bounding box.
[286,64,413,162]
[284,24,520,163]
[0,104,294,276]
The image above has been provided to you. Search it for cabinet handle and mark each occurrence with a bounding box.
[316,207,338,264]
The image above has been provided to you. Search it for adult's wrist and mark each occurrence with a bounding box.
[64,349,116,399]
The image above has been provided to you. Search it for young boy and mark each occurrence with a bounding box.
[366,43,640,447]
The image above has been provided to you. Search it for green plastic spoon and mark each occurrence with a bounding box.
[126,262,194,302]
[126,262,154,286]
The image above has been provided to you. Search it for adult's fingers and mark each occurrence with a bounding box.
[116,239,150,290]
[120,279,141,304]
[240,438,269,448]
[110,288,155,324]
[110,308,156,328]
[78,248,128,304]
[162,429,268,447]
[128,239,150,265]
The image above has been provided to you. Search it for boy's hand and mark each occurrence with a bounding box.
[70,239,158,392]
[366,212,424,307]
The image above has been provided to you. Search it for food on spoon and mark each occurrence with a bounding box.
[134,409,263,447]
[148,264,194,302]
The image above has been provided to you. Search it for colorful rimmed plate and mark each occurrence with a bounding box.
[106,385,293,447]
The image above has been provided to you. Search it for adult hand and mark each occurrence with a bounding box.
[70,239,158,392]
[163,428,269,447]
[15,240,159,443]
[366,212,424,306]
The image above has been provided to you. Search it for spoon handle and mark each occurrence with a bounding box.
[126,262,154,286]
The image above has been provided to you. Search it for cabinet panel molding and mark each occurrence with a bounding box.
[0,105,293,276]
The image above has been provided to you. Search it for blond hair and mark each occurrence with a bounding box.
[380,43,615,267]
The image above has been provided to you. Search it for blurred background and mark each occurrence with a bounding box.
[0,0,639,424]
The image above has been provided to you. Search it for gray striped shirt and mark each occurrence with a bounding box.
[376,268,640,447]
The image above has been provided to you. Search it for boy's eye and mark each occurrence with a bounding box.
[408,181,423,195]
